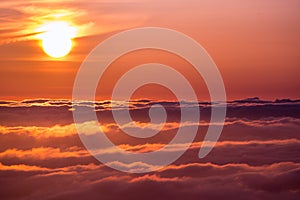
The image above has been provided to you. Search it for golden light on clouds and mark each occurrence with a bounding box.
[37,21,77,58]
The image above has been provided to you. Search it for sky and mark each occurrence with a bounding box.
[0,1,300,200]
[0,0,299,100]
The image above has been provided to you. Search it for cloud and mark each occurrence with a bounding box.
[0,0,148,45]
[0,98,300,199]
[0,137,299,170]
[0,147,89,160]
[1,98,300,127]
[1,161,299,200]
[0,124,77,138]
[0,162,49,172]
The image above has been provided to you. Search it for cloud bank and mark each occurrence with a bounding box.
[0,98,299,199]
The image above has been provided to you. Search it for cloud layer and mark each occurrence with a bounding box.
[0,98,300,199]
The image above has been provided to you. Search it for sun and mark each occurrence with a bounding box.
[38,21,77,58]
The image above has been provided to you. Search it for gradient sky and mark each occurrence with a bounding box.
[0,0,299,100]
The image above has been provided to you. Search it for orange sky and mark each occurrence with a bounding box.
[0,0,299,100]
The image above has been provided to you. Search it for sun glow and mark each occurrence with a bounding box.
[37,21,77,58]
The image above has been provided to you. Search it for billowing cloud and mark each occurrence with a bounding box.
[0,98,299,199]
[0,162,299,200]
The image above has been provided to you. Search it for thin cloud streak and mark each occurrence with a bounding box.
[0,0,147,44]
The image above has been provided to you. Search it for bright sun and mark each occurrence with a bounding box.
[38,21,77,58]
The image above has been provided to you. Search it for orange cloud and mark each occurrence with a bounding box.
[0,147,89,160]
[0,124,77,138]
[0,162,49,171]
